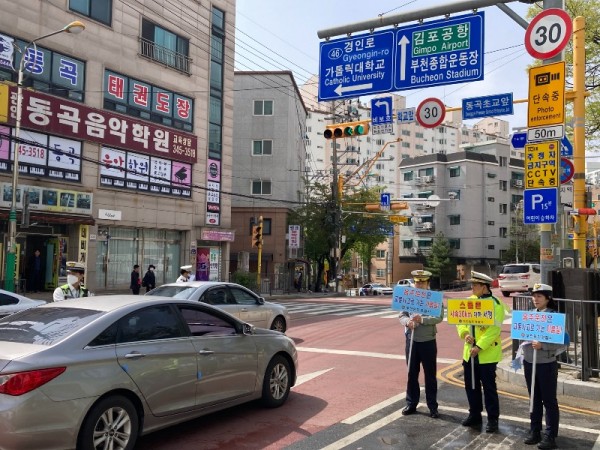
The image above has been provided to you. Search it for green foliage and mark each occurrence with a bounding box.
[230,271,258,292]
[501,237,541,264]
[426,233,455,285]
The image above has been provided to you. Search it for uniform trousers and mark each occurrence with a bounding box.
[524,360,559,438]
[405,338,438,410]
[462,359,499,420]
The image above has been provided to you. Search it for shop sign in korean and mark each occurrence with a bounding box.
[2,84,197,164]
[0,181,92,215]
[206,157,221,225]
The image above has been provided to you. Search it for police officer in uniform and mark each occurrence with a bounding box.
[456,271,505,433]
[176,265,192,283]
[399,270,444,418]
[52,261,91,302]
[522,283,560,449]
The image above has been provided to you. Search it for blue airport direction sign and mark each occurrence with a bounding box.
[395,12,484,91]
[523,188,558,224]
[462,93,513,120]
[561,136,573,157]
[319,30,395,101]
[318,12,484,100]
[511,132,527,149]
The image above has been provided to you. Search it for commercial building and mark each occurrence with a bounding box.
[0,0,236,291]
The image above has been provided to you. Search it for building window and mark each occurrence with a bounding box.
[402,142,411,148]
[376,250,386,258]
[488,245,495,249]
[499,227,508,238]
[252,140,272,156]
[376,269,385,278]
[262,218,272,235]
[141,19,190,74]
[69,0,111,26]
[254,100,273,116]
[416,132,424,138]
[403,172,413,181]
[208,7,225,160]
[499,180,507,191]
[500,203,508,214]
[252,180,272,195]
[449,215,461,225]
[488,197,495,202]
[402,240,412,249]
[401,129,411,136]
[499,156,507,167]
[415,145,424,150]
[449,239,460,249]
[449,167,460,177]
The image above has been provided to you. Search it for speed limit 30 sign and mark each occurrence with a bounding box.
[525,8,572,60]
[416,97,445,129]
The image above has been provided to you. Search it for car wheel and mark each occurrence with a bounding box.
[501,291,510,297]
[262,355,291,408]
[270,316,287,333]
[78,395,139,450]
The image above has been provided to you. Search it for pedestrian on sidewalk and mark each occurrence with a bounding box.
[456,271,505,434]
[520,283,560,449]
[398,270,443,419]
[142,265,156,293]
[130,265,141,295]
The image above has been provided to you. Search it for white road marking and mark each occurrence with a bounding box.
[293,368,333,387]
[296,346,458,364]
[342,391,411,424]
[357,310,397,317]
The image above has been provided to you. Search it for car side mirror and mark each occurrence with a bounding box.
[257,297,265,305]
[242,323,255,335]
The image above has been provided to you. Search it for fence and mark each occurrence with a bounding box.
[512,295,600,381]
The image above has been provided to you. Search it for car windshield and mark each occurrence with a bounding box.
[147,285,198,300]
[0,307,103,345]
[502,265,529,274]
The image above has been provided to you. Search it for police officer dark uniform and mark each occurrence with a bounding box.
[522,283,560,449]
[456,271,505,433]
[52,261,90,302]
[399,270,444,418]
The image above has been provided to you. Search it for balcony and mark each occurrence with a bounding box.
[415,222,435,233]
[415,175,435,185]
[139,38,191,74]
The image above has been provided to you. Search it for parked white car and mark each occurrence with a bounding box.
[360,283,393,295]
[498,263,541,297]
[397,279,416,288]
[0,289,45,319]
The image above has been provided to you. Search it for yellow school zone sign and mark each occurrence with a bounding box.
[447,298,495,326]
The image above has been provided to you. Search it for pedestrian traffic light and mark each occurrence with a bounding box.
[324,120,370,139]
[252,217,263,248]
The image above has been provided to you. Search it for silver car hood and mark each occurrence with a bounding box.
[252,327,284,337]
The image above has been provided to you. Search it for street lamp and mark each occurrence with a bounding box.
[5,21,85,292]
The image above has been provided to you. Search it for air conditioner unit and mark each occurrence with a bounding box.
[515,180,523,187]
[423,176,432,182]
[448,192,458,199]
[423,222,433,229]
[412,247,419,254]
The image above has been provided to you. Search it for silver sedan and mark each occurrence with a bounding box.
[147,281,290,332]
[0,295,298,450]
[0,289,45,319]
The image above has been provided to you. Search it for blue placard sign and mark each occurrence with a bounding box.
[397,107,416,123]
[561,136,573,157]
[395,12,484,91]
[372,97,393,125]
[380,192,391,207]
[319,30,395,101]
[392,286,443,317]
[511,311,567,344]
[462,93,513,120]
[523,188,558,224]
[511,132,527,149]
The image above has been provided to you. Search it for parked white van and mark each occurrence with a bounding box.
[498,263,541,297]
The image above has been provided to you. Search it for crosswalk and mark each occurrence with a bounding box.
[278,301,513,324]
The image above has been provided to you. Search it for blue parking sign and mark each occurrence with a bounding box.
[523,188,558,224]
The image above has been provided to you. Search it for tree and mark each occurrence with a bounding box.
[426,233,455,289]
[527,1,600,149]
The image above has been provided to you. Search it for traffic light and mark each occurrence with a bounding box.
[324,120,370,139]
[252,216,263,248]
[365,202,409,211]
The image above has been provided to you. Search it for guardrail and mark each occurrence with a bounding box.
[512,295,600,381]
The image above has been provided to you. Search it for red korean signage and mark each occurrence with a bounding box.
[3,84,197,164]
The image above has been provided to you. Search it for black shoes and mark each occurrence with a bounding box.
[524,431,542,445]
[537,435,557,449]
[485,419,499,433]
[401,405,417,416]
[429,409,440,418]
[461,415,482,427]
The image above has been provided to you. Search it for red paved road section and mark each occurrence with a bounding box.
[137,290,514,449]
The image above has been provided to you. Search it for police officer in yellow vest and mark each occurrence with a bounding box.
[52,261,91,302]
[456,271,505,433]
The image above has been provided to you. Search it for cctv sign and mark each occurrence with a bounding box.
[528,61,566,128]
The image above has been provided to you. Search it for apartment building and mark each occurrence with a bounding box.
[0,0,236,290]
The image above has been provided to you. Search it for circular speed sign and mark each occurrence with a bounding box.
[524,8,572,60]
[416,97,445,128]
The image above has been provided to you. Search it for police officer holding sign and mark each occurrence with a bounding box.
[399,270,444,418]
[456,271,504,433]
[52,262,91,302]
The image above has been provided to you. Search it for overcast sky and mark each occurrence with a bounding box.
[235,0,538,130]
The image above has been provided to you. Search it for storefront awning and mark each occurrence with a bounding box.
[0,210,95,225]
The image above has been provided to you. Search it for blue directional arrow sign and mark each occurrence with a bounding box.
[380,192,391,210]
[523,188,558,224]
[511,132,527,149]
[395,12,484,91]
[319,30,395,101]
[371,97,393,134]
[561,136,573,157]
